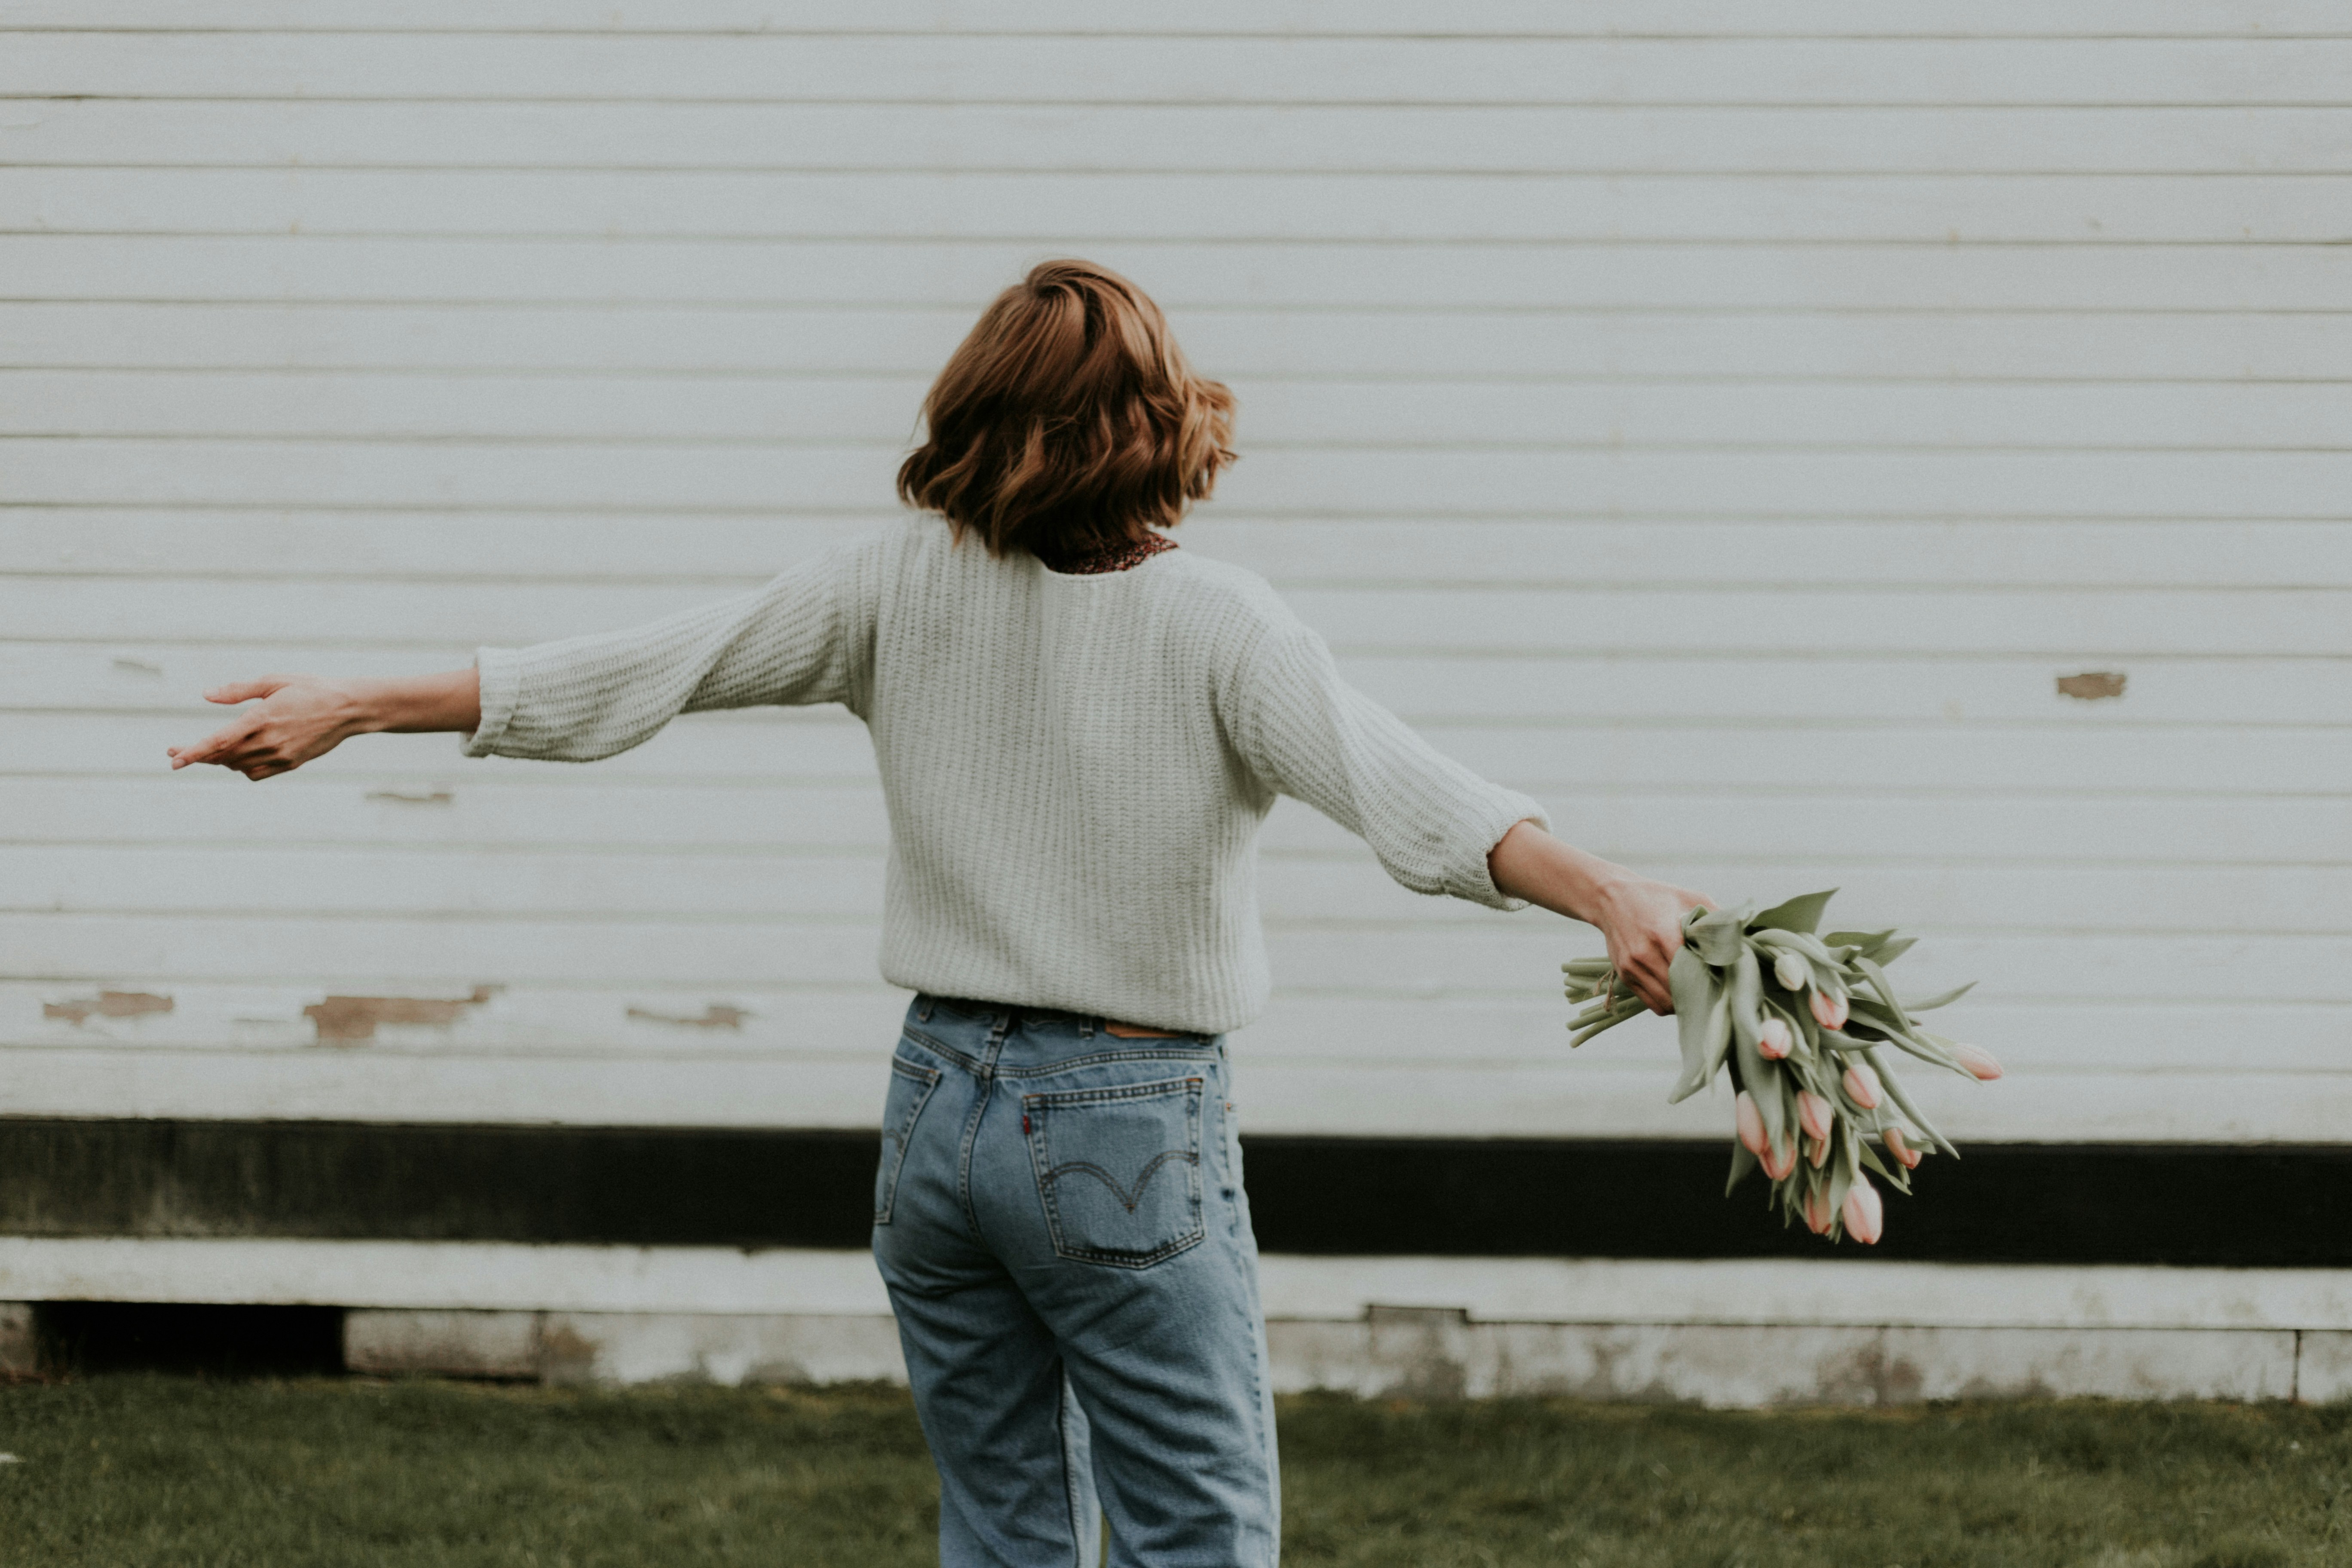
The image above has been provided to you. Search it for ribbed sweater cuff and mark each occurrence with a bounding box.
[1450,793,1551,911]
[462,646,521,758]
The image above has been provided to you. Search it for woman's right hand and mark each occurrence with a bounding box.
[168,675,369,781]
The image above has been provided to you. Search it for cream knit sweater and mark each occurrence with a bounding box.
[467,517,1547,1035]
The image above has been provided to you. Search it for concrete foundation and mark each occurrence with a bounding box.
[2294,1330,2352,1403]
[344,1308,909,1387]
[0,1303,35,1377]
[335,1305,2325,1406]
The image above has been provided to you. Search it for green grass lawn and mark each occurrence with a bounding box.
[0,1377,2344,1566]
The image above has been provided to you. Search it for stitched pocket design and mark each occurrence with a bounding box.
[873,1053,942,1225]
[1023,1076,1206,1268]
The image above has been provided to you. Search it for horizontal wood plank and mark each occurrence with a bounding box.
[7,778,2343,865]
[0,1040,2340,1142]
[16,643,2338,724]
[9,573,2342,655]
[10,370,2351,451]
[14,710,2339,792]
[7,980,2337,1074]
[1,912,2337,1001]
[8,236,2351,312]
[5,2,2346,38]
[8,438,2352,519]
[4,35,2349,108]
[11,301,2350,384]
[13,101,2352,176]
[7,846,2348,941]
[9,514,2347,590]
[11,167,2352,245]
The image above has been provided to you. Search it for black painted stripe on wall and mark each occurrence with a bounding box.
[5,1118,2349,1269]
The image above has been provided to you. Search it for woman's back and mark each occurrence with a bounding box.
[467,512,1541,1033]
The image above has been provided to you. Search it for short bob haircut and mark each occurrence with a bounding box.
[897,259,1236,560]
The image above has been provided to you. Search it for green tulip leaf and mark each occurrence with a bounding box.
[1901,981,1978,1013]
[1749,888,1838,936]
[1688,903,1752,966]
[1726,1142,1759,1195]
[1856,1138,1912,1195]
[1865,1047,1958,1158]
[1666,948,1720,1103]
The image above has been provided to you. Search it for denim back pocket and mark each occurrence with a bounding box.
[1022,1075,1206,1268]
[874,1054,942,1225]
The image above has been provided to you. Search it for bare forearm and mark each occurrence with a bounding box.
[1488,818,1641,925]
[346,668,481,735]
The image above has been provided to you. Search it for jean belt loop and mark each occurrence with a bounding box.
[1080,1014,1096,1039]
[916,994,934,1024]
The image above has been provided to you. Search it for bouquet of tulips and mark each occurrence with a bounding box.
[1562,889,2000,1244]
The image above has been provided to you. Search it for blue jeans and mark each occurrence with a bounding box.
[872,995,1280,1568]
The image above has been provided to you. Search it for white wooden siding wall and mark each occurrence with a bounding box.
[3,3,2346,1145]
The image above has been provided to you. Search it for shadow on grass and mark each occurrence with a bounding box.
[0,1377,2343,1566]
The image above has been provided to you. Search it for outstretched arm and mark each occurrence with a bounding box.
[1486,819,1710,1017]
[1219,598,1709,1014]
[168,669,480,781]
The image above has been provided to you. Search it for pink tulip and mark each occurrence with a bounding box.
[1735,1092,1768,1157]
[1842,1179,1885,1244]
[1883,1127,1923,1170]
[1757,1017,1794,1060]
[1798,1090,1834,1142]
[1802,1187,1833,1234]
[1809,988,1849,1030]
[1761,1139,1797,1181]
[1807,1134,1831,1169]
[1952,1042,2004,1081]
[1841,1062,1883,1110]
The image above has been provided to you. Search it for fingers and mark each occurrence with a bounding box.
[167,717,301,778]
[168,719,255,770]
[205,675,289,706]
[1611,935,1678,1014]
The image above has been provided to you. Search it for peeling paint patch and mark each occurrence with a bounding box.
[365,787,454,805]
[43,991,174,1026]
[627,1004,752,1030]
[305,985,497,1044]
[110,655,163,677]
[2057,671,2127,701]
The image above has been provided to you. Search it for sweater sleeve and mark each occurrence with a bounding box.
[1221,604,1550,911]
[463,536,879,763]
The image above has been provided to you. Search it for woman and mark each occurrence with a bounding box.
[171,260,1701,1567]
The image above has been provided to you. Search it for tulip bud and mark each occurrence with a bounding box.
[1883,1127,1923,1169]
[1735,1092,1768,1157]
[1760,1139,1797,1181]
[1952,1042,2004,1081]
[1842,1178,1885,1244]
[1841,1062,1882,1110]
[1757,1017,1794,1060]
[1772,952,1811,992]
[1808,987,1848,1030]
[1798,1090,1834,1142]
[1806,1133,1830,1169]
[1802,1187,1833,1234]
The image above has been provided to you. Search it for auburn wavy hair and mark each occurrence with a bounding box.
[897,260,1236,558]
